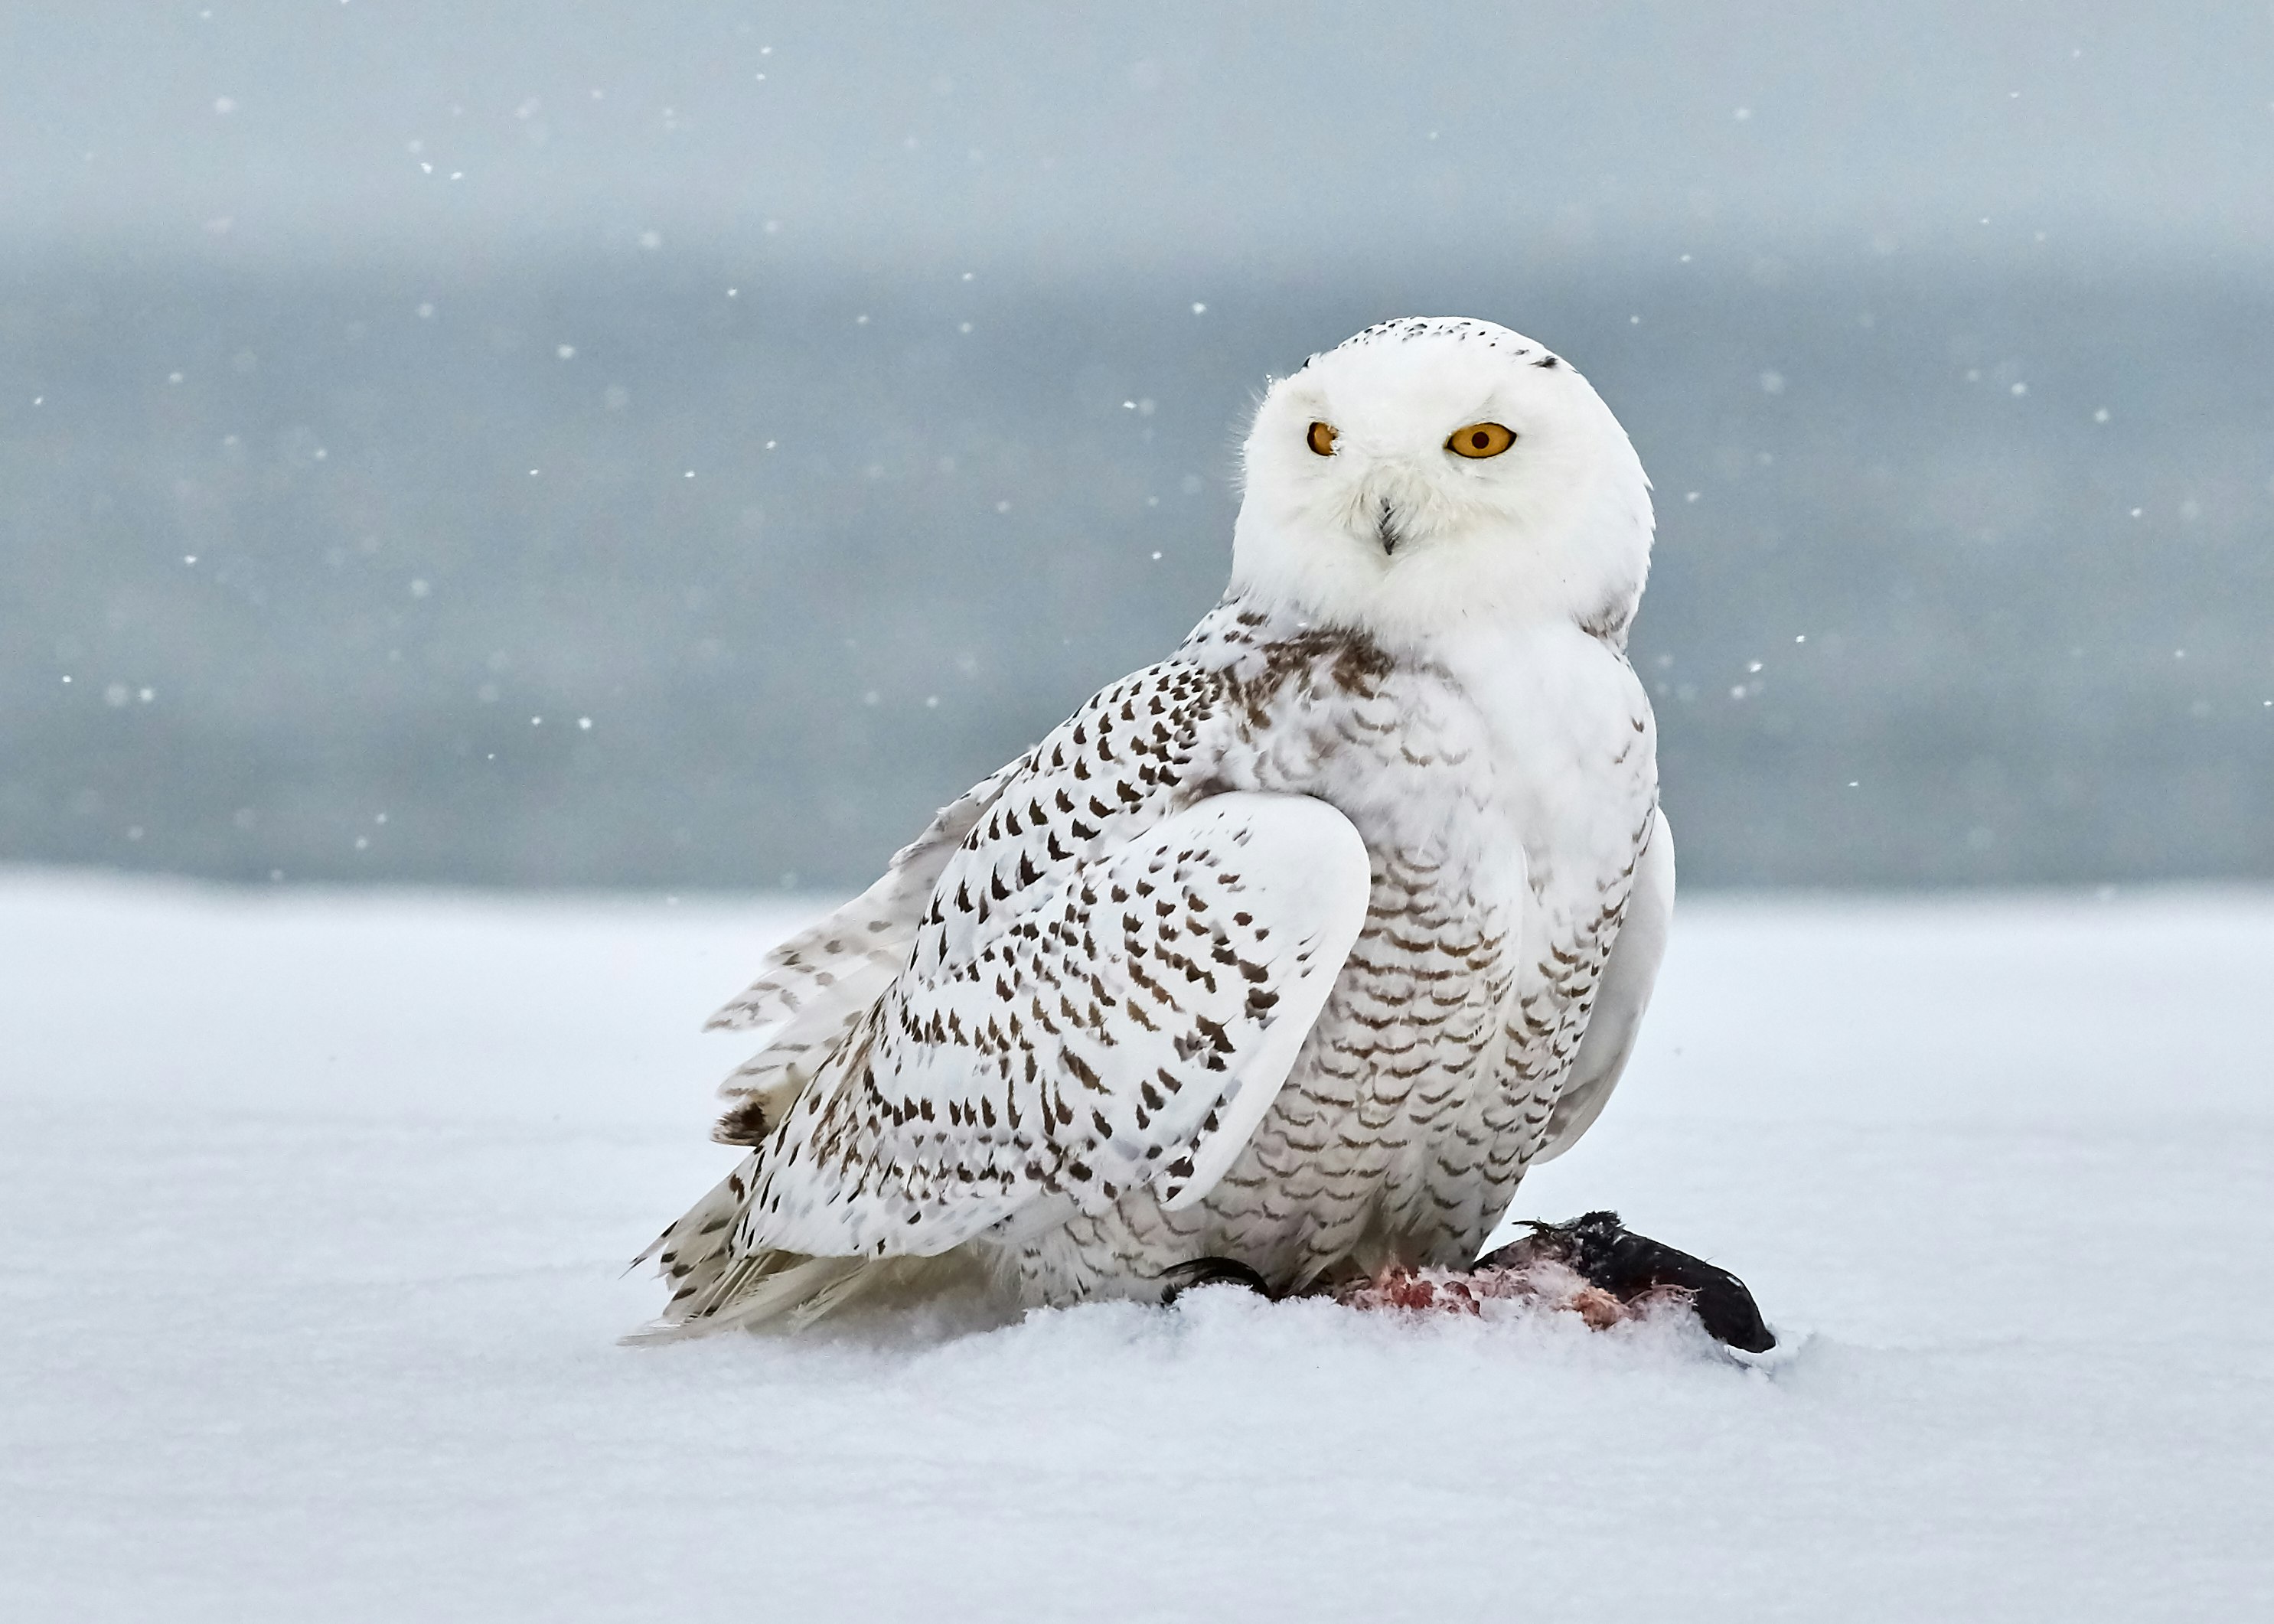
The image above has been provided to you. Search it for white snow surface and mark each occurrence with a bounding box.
[4,872,2271,1621]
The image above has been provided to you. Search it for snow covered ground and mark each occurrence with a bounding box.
[3,872,2269,1621]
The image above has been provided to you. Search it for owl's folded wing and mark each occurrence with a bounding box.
[1533,806,1674,1163]
[697,753,1036,1146]
[734,791,1372,1259]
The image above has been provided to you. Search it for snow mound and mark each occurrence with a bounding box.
[3,873,2270,1621]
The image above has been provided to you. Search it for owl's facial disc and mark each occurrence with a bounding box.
[1285,396,1532,560]
[1231,318,1654,639]
[1245,324,1591,566]
[1311,418,1515,556]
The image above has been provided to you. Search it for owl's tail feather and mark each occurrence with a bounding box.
[624,1163,974,1343]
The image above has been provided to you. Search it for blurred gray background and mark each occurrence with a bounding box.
[4,2,2269,891]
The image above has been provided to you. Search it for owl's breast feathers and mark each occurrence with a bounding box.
[1135,598,1658,1275]
[652,595,1657,1319]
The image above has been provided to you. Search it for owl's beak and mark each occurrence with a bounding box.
[1373,497,1405,557]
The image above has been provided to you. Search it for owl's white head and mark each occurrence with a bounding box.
[1229,318,1653,651]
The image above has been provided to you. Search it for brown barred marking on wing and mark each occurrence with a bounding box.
[674,645,1372,1267]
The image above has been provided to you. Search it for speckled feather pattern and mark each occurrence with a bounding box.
[643,313,1670,1333]
[648,592,1659,1324]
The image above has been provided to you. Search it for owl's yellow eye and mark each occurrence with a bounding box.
[1306,421,1338,457]
[1446,422,1516,458]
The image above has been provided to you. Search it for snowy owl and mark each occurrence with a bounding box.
[641,316,1770,1348]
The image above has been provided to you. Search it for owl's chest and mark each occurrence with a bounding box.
[1226,644,1652,918]
[1222,631,1658,1118]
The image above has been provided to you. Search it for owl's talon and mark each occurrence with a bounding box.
[1160,1256,1273,1306]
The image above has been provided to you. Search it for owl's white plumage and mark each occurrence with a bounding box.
[641,318,1672,1335]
